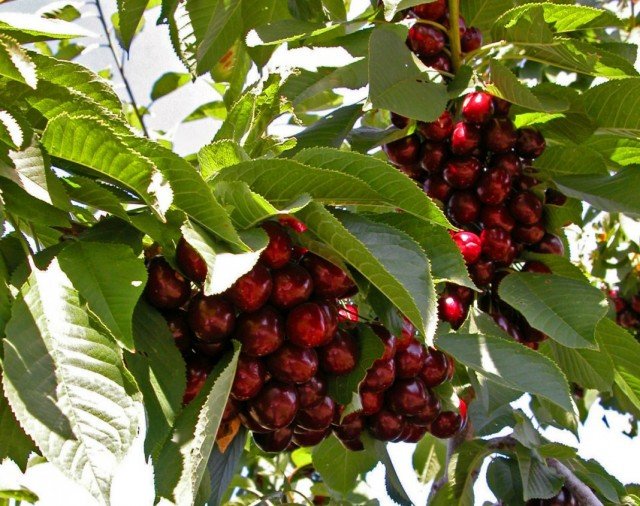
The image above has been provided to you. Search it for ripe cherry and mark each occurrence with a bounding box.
[476,167,512,205]
[387,378,428,416]
[301,253,356,299]
[446,283,474,306]
[443,156,482,189]
[452,231,482,264]
[297,396,336,431]
[176,237,207,283]
[293,427,330,447]
[451,122,481,156]
[533,234,564,255]
[270,263,313,309]
[372,325,397,360]
[481,205,516,232]
[510,192,543,225]
[418,111,454,142]
[423,175,452,202]
[222,398,239,422]
[383,135,421,166]
[407,24,445,57]
[438,295,467,329]
[227,263,273,312]
[461,27,482,53]
[253,426,294,453]
[239,408,271,433]
[470,258,495,287]
[516,128,546,158]
[360,388,384,415]
[617,310,640,329]
[287,302,335,348]
[513,222,545,245]
[395,336,427,378]
[368,409,406,441]
[545,188,567,206]
[481,227,513,263]
[514,175,540,191]
[261,221,292,269]
[401,423,430,443]
[490,152,522,176]
[411,390,441,425]
[391,112,409,129]
[443,12,467,36]
[266,343,319,384]
[631,295,640,313]
[334,412,365,443]
[183,356,211,404]
[339,437,364,451]
[193,339,227,358]
[420,53,452,73]
[420,348,449,387]
[319,329,358,375]
[462,92,494,124]
[338,303,359,324]
[523,261,551,274]
[236,306,284,356]
[484,118,517,154]
[145,257,191,310]
[188,294,236,343]
[397,164,422,180]
[232,355,267,401]
[446,191,481,225]
[248,381,299,430]
[294,378,327,414]
[492,97,511,117]
[420,142,447,173]
[430,411,463,438]
[363,358,396,392]
[411,0,446,20]
[163,310,191,351]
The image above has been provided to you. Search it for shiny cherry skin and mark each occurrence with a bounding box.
[490,152,522,176]
[176,237,207,283]
[193,339,227,358]
[516,127,546,158]
[515,175,540,191]
[533,234,564,255]
[188,294,236,343]
[163,310,192,351]
[232,355,267,401]
[493,97,511,117]
[407,24,445,57]
[545,188,567,206]
[418,111,454,142]
[297,376,327,409]
[484,118,517,153]
[267,343,319,384]
[523,261,551,274]
[338,303,359,324]
[446,283,474,306]
[446,191,481,225]
[438,295,467,329]
[261,221,292,269]
[183,356,211,404]
[236,306,284,356]
[477,167,512,205]
[420,53,452,73]
[513,222,545,245]
[481,205,516,232]
[248,381,299,430]
[402,422,430,443]
[470,258,495,287]
[430,411,463,438]
[363,358,396,392]
[317,300,339,340]
[387,378,428,416]
[368,409,406,441]
[227,263,273,312]
[411,390,441,425]
[383,134,421,166]
[222,398,240,422]
[339,437,365,451]
[360,387,384,415]
[420,142,447,173]
[397,164,422,180]
[395,336,427,378]
[319,329,358,375]
[411,0,446,20]
[253,426,294,453]
[462,92,494,124]
[293,426,330,447]
[145,257,191,310]
[481,227,513,263]
[391,112,409,129]
[461,27,482,52]
[443,156,482,189]
[301,253,356,299]
[420,348,449,388]
[270,263,313,309]
[372,325,397,360]
[510,192,543,225]
[296,396,336,431]
[333,411,365,441]
[451,122,482,156]
[287,302,335,348]
[423,175,452,202]
[443,13,467,36]
[452,231,482,264]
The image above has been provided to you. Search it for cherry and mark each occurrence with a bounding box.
[484,118,517,153]
[418,111,454,142]
[513,222,545,245]
[391,112,409,129]
[301,253,356,299]
[397,164,422,180]
[533,234,564,255]
[411,0,446,20]
[451,122,481,156]
[446,283,474,305]
[383,135,421,166]
[227,263,273,312]
[183,356,211,404]
[470,258,495,287]
[163,310,191,351]
[222,398,240,422]
[481,227,513,263]
[193,339,227,358]
[253,426,294,453]
[419,348,449,387]
[492,97,511,117]
[239,408,271,433]
[402,422,430,443]
[420,53,452,73]
[368,409,406,441]
[266,343,319,384]
[420,142,447,173]
[461,27,482,53]
[296,396,336,431]
[443,156,481,189]
[188,294,236,343]
[270,263,313,309]
[338,303,359,323]
[523,325,548,343]
[443,13,467,36]
[516,127,546,158]
[319,329,358,375]
[423,175,452,202]
[476,167,512,205]
[261,221,292,269]
[292,426,330,447]
[462,92,494,124]
[430,411,463,438]
[545,188,567,206]
[176,237,207,283]
[248,381,299,430]
[339,437,364,451]
[363,358,396,392]
[452,231,482,264]
[446,191,481,225]
[334,412,364,441]
[514,174,540,191]
[387,378,428,416]
[232,355,267,401]
[631,295,640,313]
[372,325,397,360]
[297,376,327,409]
[617,310,639,329]
[317,300,339,341]
[490,152,522,176]
[360,388,384,415]
[407,24,445,57]
[401,318,417,339]
[438,295,467,329]
[501,243,520,266]
[395,336,427,378]
[411,389,441,425]
[145,257,191,310]
[481,205,516,232]
[510,192,543,225]
[287,302,335,348]
[523,261,551,274]
[236,306,284,356]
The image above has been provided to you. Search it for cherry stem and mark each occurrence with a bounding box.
[447,0,463,72]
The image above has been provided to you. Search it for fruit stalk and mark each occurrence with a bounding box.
[447,0,463,71]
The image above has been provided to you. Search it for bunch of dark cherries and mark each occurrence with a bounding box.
[609,288,640,338]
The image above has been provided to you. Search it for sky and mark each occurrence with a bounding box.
[3,0,640,503]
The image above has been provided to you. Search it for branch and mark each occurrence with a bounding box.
[447,0,463,72]
[547,459,603,506]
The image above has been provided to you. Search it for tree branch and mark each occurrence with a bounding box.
[447,0,462,72]
[547,459,603,506]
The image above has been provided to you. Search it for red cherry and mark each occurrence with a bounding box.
[339,437,364,451]
[411,390,441,425]
[267,343,319,384]
[509,192,543,225]
[248,381,299,430]
[423,175,452,202]
[462,92,494,124]
[193,339,227,358]
[617,310,640,329]
[419,348,449,387]
[301,253,356,299]
[236,306,284,356]
[297,376,327,409]
[261,221,292,269]
[446,284,474,305]
[334,411,365,441]
[492,97,511,117]
[239,408,271,433]
[481,205,516,232]
[338,303,359,323]
[452,231,482,265]
[391,112,409,129]
[461,27,482,52]
[513,222,545,245]
[187,294,236,343]
[363,358,396,392]
[287,302,336,348]
[145,257,191,310]
[443,13,467,36]
[418,111,454,142]
[545,188,567,206]
[631,295,640,313]
[232,355,267,401]
[292,426,330,447]
[516,128,546,158]
[502,243,521,265]
[411,0,446,20]
[176,237,207,283]
[420,142,447,173]
[533,234,564,255]
[296,396,336,431]
[438,295,467,329]
[492,313,523,341]
[319,329,358,375]
[484,118,517,153]
[430,411,463,438]
[270,263,313,309]
[397,164,422,180]
[443,156,482,189]
[401,318,417,339]
[481,227,513,263]
[490,152,522,176]
[360,388,384,415]
[451,122,481,156]
[523,261,551,274]
[470,258,495,287]
[407,24,445,56]
[446,191,481,225]
[318,299,339,340]
[222,398,239,422]
[253,426,294,453]
[163,310,192,351]
[227,263,273,312]
[371,325,397,360]
[387,378,429,416]
[368,409,406,441]
[183,356,211,405]
[514,174,540,191]
[395,336,427,378]
[383,134,421,166]
[477,167,512,205]
[420,53,452,73]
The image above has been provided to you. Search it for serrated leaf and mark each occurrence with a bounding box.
[448,440,491,505]
[0,178,69,228]
[0,109,26,150]
[542,340,613,392]
[2,259,140,502]
[498,273,607,349]
[0,13,94,42]
[375,440,412,506]
[521,252,586,282]
[515,445,562,501]
[183,101,226,123]
[206,427,246,506]
[0,34,36,88]
[290,104,363,154]
[413,434,446,484]
[461,0,515,37]
[382,0,430,21]
[199,141,249,179]
[61,176,130,220]
[0,382,37,470]
[486,457,524,506]
[582,136,640,167]
[533,145,608,177]
[150,72,192,100]
[583,78,640,137]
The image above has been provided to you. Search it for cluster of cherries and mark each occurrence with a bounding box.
[142,220,464,453]
[609,288,640,338]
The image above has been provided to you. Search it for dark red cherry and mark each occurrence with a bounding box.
[509,192,543,225]
[397,164,422,180]
[227,263,273,312]
[477,167,512,205]
[338,303,359,324]
[481,227,513,263]
[188,294,236,343]
[372,325,397,360]
[420,53,452,73]
[461,27,482,53]
[446,191,481,225]
[420,348,449,387]
[407,24,445,56]
[301,253,356,299]
[317,299,339,341]
[267,343,319,384]
[239,408,271,433]
[319,329,358,375]
[446,283,474,306]
[270,263,313,309]
[145,257,191,310]
[411,390,441,425]
[516,127,546,158]
[292,426,330,447]
[533,234,564,255]
[183,356,211,404]
[368,409,406,441]
[451,122,481,156]
[490,152,522,176]
[443,13,467,36]
[391,112,410,129]
[253,426,294,453]
[462,92,494,124]
[443,156,481,189]
[423,175,452,202]
[261,221,292,269]
[484,118,517,153]
[363,358,396,392]
[502,243,521,265]
[222,398,240,422]
[492,97,511,117]
[297,396,336,431]
[418,111,454,142]
[513,222,545,245]
[438,295,467,329]
[360,388,384,415]
[387,378,428,416]
[514,175,540,191]
[334,411,365,441]
[631,295,640,313]
[232,355,267,401]
[193,339,227,358]
[481,205,516,232]
[176,237,207,283]
[163,310,191,351]
[248,381,299,430]
[492,313,522,341]
[430,411,463,438]
[470,258,495,287]
[411,0,446,20]
[395,335,427,378]
[452,231,482,265]
[383,134,421,166]
[236,306,284,356]
[545,188,567,206]
[402,422,430,443]
[420,142,447,173]
[339,437,364,451]
[523,261,551,274]
[297,376,327,409]
[287,302,334,348]
[617,310,640,329]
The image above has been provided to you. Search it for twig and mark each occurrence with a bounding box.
[447,0,462,72]
[547,459,603,506]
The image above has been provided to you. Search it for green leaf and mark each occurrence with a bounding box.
[583,78,640,137]
[199,141,249,179]
[515,445,562,501]
[486,457,524,506]
[0,109,29,150]
[183,101,226,122]
[498,273,607,349]
[61,176,130,220]
[150,72,192,100]
[369,25,448,122]
[2,259,140,503]
[117,0,148,50]
[382,0,430,21]
[375,440,412,506]
[449,440,492,505]
[206,428,246,506]
[0,13,93,42]
[542,340,614,392]
[435,332,573,412]
[521,252,586,282]
[461,0,515,37]
[582,135,640,167]
[0,381,36,470]
[57,241,146,351]
[290,104,363,154]
[0,34,36,88]
[533,145,608,177]
[0,178,69,228]
[413,434,447,484]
